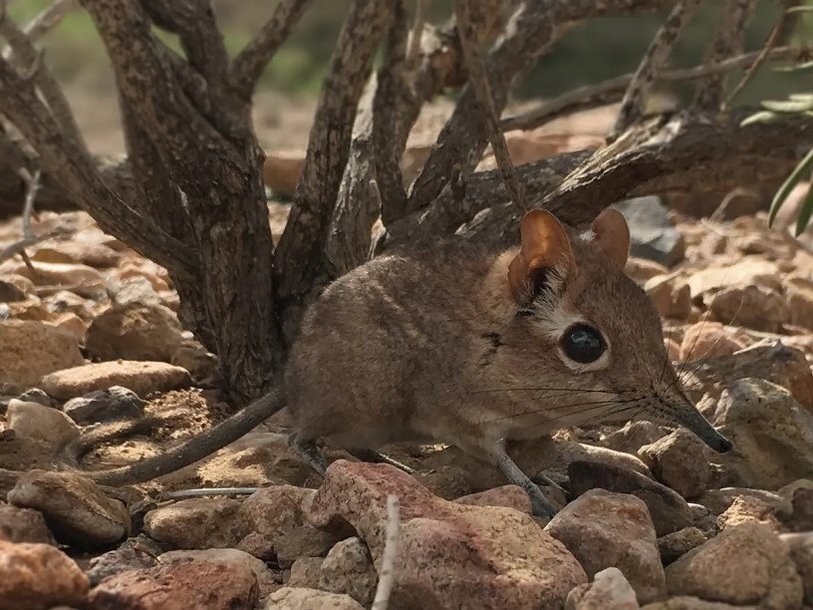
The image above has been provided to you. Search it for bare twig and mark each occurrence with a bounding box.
[22,0,76,42]
[693,0,757,111]
[406,0,429,64]
[372,494,401,610]
[374,0,411,223]
[724,0,793,108]
[230,0,314,100]
[612,0,703,136]
[501,46,802,132]
[455,0,525,210]
[408,0,674,215]
[0,1,86,152]
[20,168,40,239]
[326,75,381,276]
[275,0,394,326]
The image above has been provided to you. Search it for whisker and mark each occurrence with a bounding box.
[477,395,644,427]
[526,402,646,431]
[466,386,630,396]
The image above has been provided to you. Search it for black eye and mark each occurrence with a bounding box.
[561,324,607,364]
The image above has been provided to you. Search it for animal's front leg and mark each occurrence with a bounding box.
[487,440,559,519]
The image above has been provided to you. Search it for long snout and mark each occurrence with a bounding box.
[672,400,733,454]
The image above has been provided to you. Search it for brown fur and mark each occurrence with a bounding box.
[284,211,727,466]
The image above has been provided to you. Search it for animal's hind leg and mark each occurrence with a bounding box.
[287,434,327,476]
[348,448,415,474]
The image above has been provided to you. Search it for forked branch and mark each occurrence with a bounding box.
[230,0,314,100]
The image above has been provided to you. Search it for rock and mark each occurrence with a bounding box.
[108,277,162,306]
[170,341,218,384]
[31,241,121,268]
[262,151,305,199]
[638,429,711,500]
[54,312,88,343]
[781,532,813,605]
[144,497,245,549]
[86,560,259,610]
[454,485,532,513]
[237,486,315,560]
[553,440,651,476]
[709,285,788,332]
[565,567,640,610]
[787,278,813,329]
[687,258,781,302]
[786,486,813,532]
[0,278,27,301]
[309,460,587,610]
[274,526,342,568]
[159,548,272,585]
[264,587,362,610]
[13,261,104,288]
[546,489,665,603]
[603,421,667,455]
[62,386,145,424]
[0,502,54,545]
[8,471,129,546]
[679,322,745,361]
[47,290,91,317]
[695,487,784,516]
[713,378,813,490]
[288,557,324,589]
[679,342,813,411]
[645,275,691,320]
[568,461,694,536]
[0,540,89,609]
[318,537,377,607]
[0,320,83,391]
[657,527,706,566]
[6,399,80,447]
[86,546,159,586]
[612,197,685,266]
[625,257,670,284]
[41,361,191,400]
[716,495,780,531]
[640,597,751,609]
[665,522,802,608]
[86,303,184,362]
[16,388,53,407]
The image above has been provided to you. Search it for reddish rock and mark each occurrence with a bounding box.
[309,460,587,610]
[0,540,89,610]
[454,485,532,513]
[86,560,258,610]
[546,489,665,603]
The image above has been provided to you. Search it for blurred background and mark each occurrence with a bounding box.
[8,0,813,154]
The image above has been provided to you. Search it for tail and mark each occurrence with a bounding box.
[60,416,170,467]
[85,389,285,486]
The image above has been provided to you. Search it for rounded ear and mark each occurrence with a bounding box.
[508,209,575,303]
[590,208,630,268]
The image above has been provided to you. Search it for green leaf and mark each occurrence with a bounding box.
[769,147,813,227]
[790,93,813,102]
[740,110,780,126]
[762,98,813,113]
[795,180,813,237]
[787,5,813,12]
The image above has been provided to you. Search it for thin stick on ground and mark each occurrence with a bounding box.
[612,0,703,136]
[454,0,525,210]
[372,494,401,610]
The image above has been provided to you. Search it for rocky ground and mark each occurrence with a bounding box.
[0,102,813,609]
